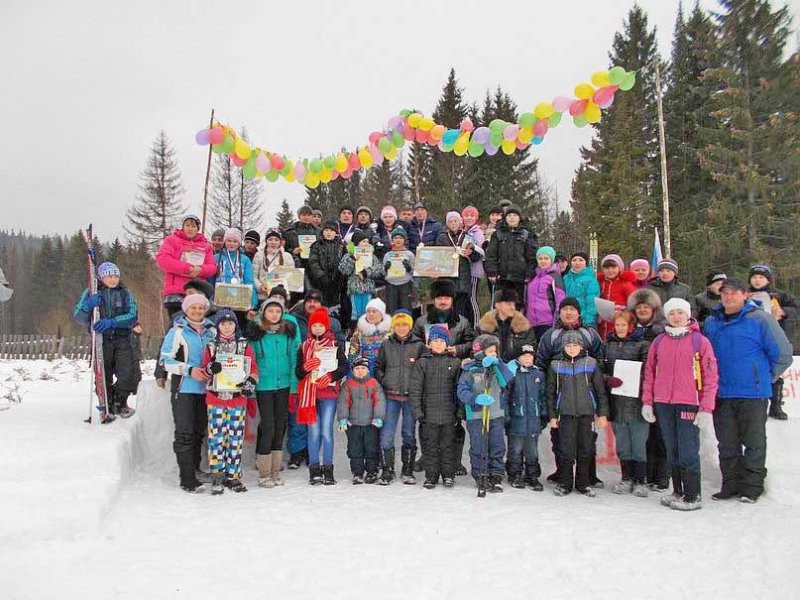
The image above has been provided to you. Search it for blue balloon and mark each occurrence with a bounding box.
[442,129,461,145]
[532,136,543,145]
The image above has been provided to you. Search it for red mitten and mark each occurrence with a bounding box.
[606,376,623,389]
[288,393,298,413]
[247,397,258,419]
[316,373,333,388]
[304,357,321,371]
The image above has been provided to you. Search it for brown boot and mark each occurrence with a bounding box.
[271,451,284,486]
[257,454,274,488]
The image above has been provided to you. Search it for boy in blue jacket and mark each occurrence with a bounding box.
[457,334,514,494]
[73,262,139,418]
[506,344,546,491]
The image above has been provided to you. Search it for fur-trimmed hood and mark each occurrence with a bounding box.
[479,309,532,334]
[627,288,664,323]
[356,313,392,336]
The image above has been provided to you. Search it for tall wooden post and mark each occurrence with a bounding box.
[200,108,215,234]
[654,62,671,257]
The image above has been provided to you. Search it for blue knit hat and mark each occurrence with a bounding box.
[214,308,239,328]
[97,262,120,278]
[427,325,450,345]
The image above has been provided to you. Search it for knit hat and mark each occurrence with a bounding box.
[413,201,426,210]
[472,334,500,354]
[536,246,556,261]
[365,297,386,318]
[427,324,450,345]
[391,309,414,329]
[519,344,536,357]
[499,199,513,209]
[223,228,242,243]
[214,308,238,327]
[630,258,650,270]
[312,209,323,218]
[559,297,582,314]
[181,293,209,314]
[183,278,214,298]
[265,228,283,241]
[308,307,330,333]
[562,330,586,348]
[749,264,772,281]
[267,285,288,303]
[351,230,367,245]
[706,269,727,286]
[356,205,372,218]
[339,205,355,216]
[352,356,370,370]
[504,205,522,218]
[720,277,746,292]
[570,251,589,262]
[211,228,225,239]
[657,258,679,274]
[431,279,456,300]
[183,214,201,227]
[462,206,479,220]
[601,253,624,270]
[495,287,519,305]
[445,211,463,226]
[555,253,567,262]
[663,297,691,317]
[244,230,260,244]
[97,262,120,278]
[489,206,504,215]
[322,220,339,233]
[380,205,397,220]
[297,205,313,216]
[390,227,407,239]
[262,297,285,314]
[304,289,323,302]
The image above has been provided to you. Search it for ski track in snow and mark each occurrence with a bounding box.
[1,360,799,600]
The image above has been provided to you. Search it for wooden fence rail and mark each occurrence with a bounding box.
[0,334,161,361]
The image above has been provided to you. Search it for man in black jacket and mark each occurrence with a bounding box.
[477,287,537,362]
[283,206,319,270]
[484,205,538,309]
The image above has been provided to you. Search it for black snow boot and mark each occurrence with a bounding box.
[401,445,417,484]
[177,448,205,493]
[769,379,788,420]
[588,455,604,488]
[489,474,504,493]
[379,448,395,485]
[322,464,337,485]
[309,464,324,485]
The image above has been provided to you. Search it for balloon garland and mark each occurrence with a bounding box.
[195,66,636,188]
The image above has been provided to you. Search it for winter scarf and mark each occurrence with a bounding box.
[297,332,337,425]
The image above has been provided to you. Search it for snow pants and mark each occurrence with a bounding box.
[172,393,208,486]
[207,404,246,480]
[466,418,506,477]
[557,415,594,491]
[346,424,380,476]
[385,281,414,315]
[255,388,289,454]
[506,433,541,478]
[420,421,455,480]
[713,398,769,499]
[102,333,138,403]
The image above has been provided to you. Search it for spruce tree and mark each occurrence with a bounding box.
[208,127,264,232]
[125,131,186,252]
[275,199,295,229]
[361,158,405,211]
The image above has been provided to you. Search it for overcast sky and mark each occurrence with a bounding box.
[1,0,797,241]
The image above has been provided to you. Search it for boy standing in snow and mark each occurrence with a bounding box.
[201,309,258,494]
[73,262,139,418]
[337,357,387,484]
[506,344,546,490]
[457,334,514,494]
[546,331,609,497]
[382,228,416,314]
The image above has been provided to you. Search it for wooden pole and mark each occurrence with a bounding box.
[200,108,215,234]
[654,61,671,257]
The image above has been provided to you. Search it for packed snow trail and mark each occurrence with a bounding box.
[1,363,799,599]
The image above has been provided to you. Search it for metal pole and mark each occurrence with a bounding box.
[200,108,215,234]
[654,61,671,257]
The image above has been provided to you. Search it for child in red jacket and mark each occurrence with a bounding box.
[596,253,637,340]
[641,298,718,511]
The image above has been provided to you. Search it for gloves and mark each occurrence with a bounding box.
[475,393,495,406]
[605,376,623,389]
[240,376,256,396]
[247,397,258,419]
[205,361,222,376]
[316,373,333,388]
[403,259,413,272]
[338,418,350,432]
[384,262,391,272]
[92,318,117,332]
[371,418,383,428]
[87,293,103,309]
[694,410,712,428]
[482,355,499,368]
[304,357,321,371]
[641,405,656,423]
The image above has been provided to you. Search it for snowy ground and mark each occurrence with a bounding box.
[1,360,799,600]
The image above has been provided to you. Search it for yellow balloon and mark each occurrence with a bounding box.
[358,147,373,169]
[453,133,470,156]
[306,172,320,189]
[285,169,296,183]
[318,168,332,183]
[407,113,423,128]
[574,83,595,100]
[591,70,610,87]
[385,146,398,160]
[501,139,516,155]
[234,137,250,160]
[335,153,348,172]
[584,101,602,123]
[533,102,554,120]
[518,127,534,144]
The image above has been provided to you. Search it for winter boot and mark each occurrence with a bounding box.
[525,475,544,491]
[177,446,205,493]
[414,457,425,473]
[210,472,225,495]
[577,486,597,497]
[712,488,740,501]
[510,474,526,489]
[287,451,303,469]
[489,474,504,493]
[271,451,285,486]
[401,445,417,484]
[553,484,571,496]
[631,461,649,497]
[224,478,248,493]
[588,455,604,488]
[423,475,438,489]
[613,460,633,494]
[322,464,337,485]
[352,474,364,485]
[309,464,324,485]
[546,469,561,483]
[660,468,684,507]
[379,448,395,485]
[442,476,455,488]
[769,378,788,420]
[670,472,702,510]
[257,454,274,488]
[114,393,135,418]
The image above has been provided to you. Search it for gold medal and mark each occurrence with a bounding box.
[417,242,424,248]
[452,253,459,259]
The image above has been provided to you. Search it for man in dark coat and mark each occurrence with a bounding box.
[477,287,537,362]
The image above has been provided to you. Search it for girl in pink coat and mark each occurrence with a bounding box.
[156,215,217,317]
[641,297,718,512]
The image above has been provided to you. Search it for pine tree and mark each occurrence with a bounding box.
[404,139,434,204]
[208,127,264,232]
[361,158,405,211]
[106,238,125,265]
[570,6,662,260]
[275,199,295,229]
[125,131,186,252]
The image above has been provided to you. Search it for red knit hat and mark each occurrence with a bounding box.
[308,308,330,332]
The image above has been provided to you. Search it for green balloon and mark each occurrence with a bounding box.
[211,143,225,154]
[489,119,506,133]
[309,159,323,174]
[608,66,626,85]
[441,142,455,153]
[392,130,404,148]
[620,71,636,91]
[468,140,485,157]
[399,109,412,117]
[547,112,562,128]
[242,160,257,179]
[378,137,392,153]
[266,169,279,182]
[221,135,234,154]
[573,115,588,128]
[280,161,292,176]
[323,156,336,169]
[519,113,536,128]
[489,131,503,147]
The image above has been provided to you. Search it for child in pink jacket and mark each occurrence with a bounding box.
[641,297,718,512]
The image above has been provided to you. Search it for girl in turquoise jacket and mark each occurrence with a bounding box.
[562,252,601,328]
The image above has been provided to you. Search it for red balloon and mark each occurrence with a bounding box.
[415,129,429,144]
[270,154,285,171]
[402,125,416,141]
[348,153,360,170]
[231,155,246,167]
[368,131,383,145]
[341,168,353,179]
[569,99,588,116]
[208,127,224,144]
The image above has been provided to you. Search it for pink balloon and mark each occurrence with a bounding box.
[415,129,429,144]
[460,118,474,133]
[533,120,548,137]
[402,125,416,141]
[369,144,383,162]
[208,126,224,144]
[271,154,285,171]
[503,124,520,141]
[195,129,210,145]
[569,99,588,116]
[598,94,615,109]
[232,155,246,167]
[341,168,353,179]
[255,153,269,172]
[348,153,361,170]
[294,163,306,180]
[331,170,340,180]
[552,96,572,113]
[368,131,383,145]
[426,136,439,147]
[515,139,528,150]
[593,86,615,106]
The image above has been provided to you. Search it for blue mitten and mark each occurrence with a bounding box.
[475,393,495,407]
[338,418,350,432]
[371,418,383,428]
[482,356,499,368]
[93,318,117,332]
[87,293,103,309]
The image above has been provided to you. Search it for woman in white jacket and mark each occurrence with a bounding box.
[253,229,296,301]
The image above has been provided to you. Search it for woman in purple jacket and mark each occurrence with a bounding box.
[525,246,566,339]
